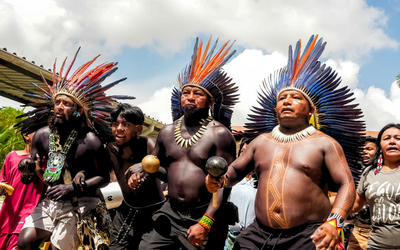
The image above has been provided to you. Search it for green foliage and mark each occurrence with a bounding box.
[0,107,26,167]
[397,73,400,88]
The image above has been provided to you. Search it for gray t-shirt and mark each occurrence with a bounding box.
[357,167,400,249]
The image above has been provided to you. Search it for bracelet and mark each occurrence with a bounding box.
[198,214,215,231]
[325,213,345,233]
[222,173,229,188]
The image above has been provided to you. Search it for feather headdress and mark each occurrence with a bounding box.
[16,48,135,139]
[245,35,365,184]
[171,37,239,129]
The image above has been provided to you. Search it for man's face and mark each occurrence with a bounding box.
[111,114,140,146]
[54,95,77,125]
[362,141,376,164]
[181,86,212,112]
[276,90,313,123]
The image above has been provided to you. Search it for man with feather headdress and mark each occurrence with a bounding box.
[16,49,134,250]
[130,37,239,250]
[206,35,365,250]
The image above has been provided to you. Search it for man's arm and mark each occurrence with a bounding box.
[206,135,257,193]
[125,132,168,190]
[311,137,356,249]
[187,126,236,246]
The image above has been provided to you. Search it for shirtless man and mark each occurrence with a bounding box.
[136,37,238,250]
[207,35,363,250]
[107,103,165,249]
[16,51,132,250]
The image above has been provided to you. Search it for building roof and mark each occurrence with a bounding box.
[0,47,164,139]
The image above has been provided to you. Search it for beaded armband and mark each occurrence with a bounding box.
[198,214,215,231]
[325,213,345,233]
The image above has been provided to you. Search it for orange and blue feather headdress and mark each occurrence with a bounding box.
[171,37,239,129]
[245,35,365,183]
[16,48,134,140]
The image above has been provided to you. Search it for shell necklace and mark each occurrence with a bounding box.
[271,125,316,143]
[175,115,213,148]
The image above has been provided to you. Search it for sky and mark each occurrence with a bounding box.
[1,0,400,131]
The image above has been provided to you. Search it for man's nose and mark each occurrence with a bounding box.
[188,92,195,100]
[283,97,292,105]
[56,102,64,110]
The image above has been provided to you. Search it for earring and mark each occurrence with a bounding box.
[374,152,383,175]
[73,111,81,118]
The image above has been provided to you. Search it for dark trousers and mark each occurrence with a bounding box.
[109,200,163,250]
[234,218,322,250]
[139,201,228,250]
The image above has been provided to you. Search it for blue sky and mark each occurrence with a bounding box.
[1,0,400,131]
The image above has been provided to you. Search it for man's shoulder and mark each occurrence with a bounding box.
[36,126,51,136]
[209,120,231,134]
[82,131,102,148]
[157,122,177,138]
[311,130,340,146]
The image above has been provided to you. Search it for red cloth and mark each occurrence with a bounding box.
[0,233,18,250]
[0,151,45,234]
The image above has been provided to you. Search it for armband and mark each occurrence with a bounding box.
[198,214,215,231]
[325,213,345,234]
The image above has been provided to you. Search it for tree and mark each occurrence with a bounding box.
[397,73,400,88]
[0,107,26,167]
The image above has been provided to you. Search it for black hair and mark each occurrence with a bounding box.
[18,158,35,173]
[371,123,400,169]
[110,103,144,125]
[365,136,377,145]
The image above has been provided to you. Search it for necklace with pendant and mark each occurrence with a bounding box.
[174,115,213,148]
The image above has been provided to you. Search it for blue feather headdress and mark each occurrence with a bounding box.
[16,48,135,140]
[171,37,239,129]
[245,35,365,183]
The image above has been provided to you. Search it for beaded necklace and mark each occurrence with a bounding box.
[43,129,78,183]
[271,125,316,143]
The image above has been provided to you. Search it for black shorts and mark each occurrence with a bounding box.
[109,200,164,250]
[139,201,228,250]
[234,218,322,250]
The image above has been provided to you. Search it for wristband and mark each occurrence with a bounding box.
[198,214,215,231]
[325,213,345,233]
[222,173,229,188]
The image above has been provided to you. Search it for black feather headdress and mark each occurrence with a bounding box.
[245,35,365,184]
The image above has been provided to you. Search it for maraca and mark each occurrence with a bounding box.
[141,155,160,173]
[205,156,228,207]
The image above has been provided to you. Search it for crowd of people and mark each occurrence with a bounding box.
[1,34,400,250]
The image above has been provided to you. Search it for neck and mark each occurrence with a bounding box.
[183,108,210,126]
[384,160,400,170]
[278,122,310,134]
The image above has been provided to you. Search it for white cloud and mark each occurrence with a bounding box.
[135,87,173,124]
[353,82,400,131]
[325,59,360,89]
[0,0,397,68]
[223,49,287,126]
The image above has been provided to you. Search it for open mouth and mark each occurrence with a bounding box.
[115,135,125,139]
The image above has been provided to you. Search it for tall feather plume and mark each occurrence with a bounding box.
[16,48,134,142]
[171,36,239,129]
[245,35,365,186]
